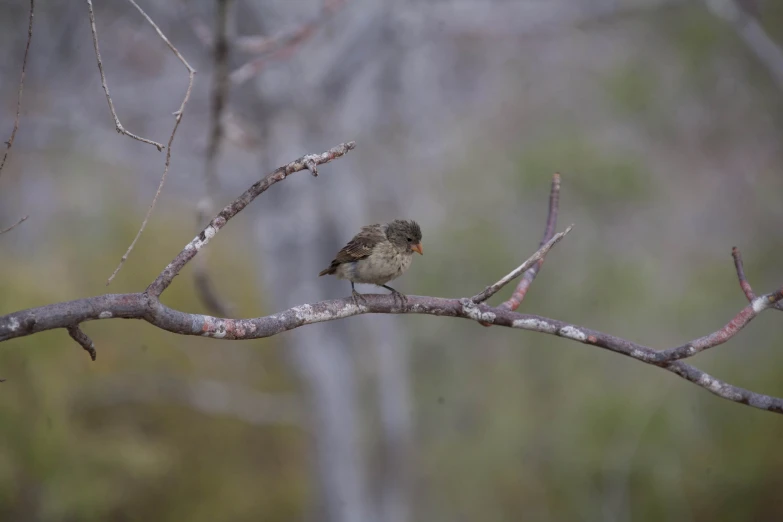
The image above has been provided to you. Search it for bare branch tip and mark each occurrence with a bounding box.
[67,325,97,361]
[0,215,29,235]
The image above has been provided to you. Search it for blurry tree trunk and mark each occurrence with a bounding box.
[243,0,415,519]
[251,112,413,522]
[252,127,369,522]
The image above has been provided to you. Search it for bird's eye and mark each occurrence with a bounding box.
[406,237,412,242]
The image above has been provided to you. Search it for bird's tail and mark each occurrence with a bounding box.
[318,265,336,277]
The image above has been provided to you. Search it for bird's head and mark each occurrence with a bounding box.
[386,220,423,255]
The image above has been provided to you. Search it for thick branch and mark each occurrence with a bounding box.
[1,143,780,416]
[146,141,356,296]
[2,290,783,413]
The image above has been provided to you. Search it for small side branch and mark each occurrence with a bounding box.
[478,173,561,327]
[66,325,97,361]
[86,0,165,151]
[0,0,34,178]
[471,224,573,304]
[646,285,783,363]
[105,0,197,285]
[500,172,561,311]
[0,215,29,236]
[146,141,356,296]
[229,0,346,85]
[732,247,782,311]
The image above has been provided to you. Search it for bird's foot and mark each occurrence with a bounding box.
[381,285,407,309]
[351,289,368,307]
[390,290,408,309]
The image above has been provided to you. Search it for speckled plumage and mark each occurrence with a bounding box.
[319,220,423,299]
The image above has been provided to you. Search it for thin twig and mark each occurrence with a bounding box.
[731,246,782,311]
[86,0,165,151]
[106,0,197,285]
[471,225,573,304]
[229,0,346,85]
[0,0,34,178]
[479,173,561,326]
[732,246,756,302]
[500,173,561,311]
[0,215,29,235]
[66,325,97,361]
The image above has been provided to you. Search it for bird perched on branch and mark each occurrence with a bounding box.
[319,220,423,304]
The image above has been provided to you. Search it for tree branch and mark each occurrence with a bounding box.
[2,288,783,413]
[104,0,197,285]
[732,246,783,311]
[146,141,356,297]
[0,0,34,178]
[471,224,573,304]
[66,325,97,361]
[1,143,782,415]
[500,172,561,311]
[0,215,29,236]
[479,172,561,326]
[0,0,34,235]
[86,0,165,151]
[229,0,346,85]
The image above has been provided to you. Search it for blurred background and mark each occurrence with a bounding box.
[2,0,783,520]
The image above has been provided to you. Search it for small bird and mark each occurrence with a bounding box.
[319,220,423,304]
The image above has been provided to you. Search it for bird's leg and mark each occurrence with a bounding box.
[351,281,367,306]
[381,284,407,308]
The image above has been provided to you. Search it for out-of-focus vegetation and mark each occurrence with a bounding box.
[2,2,783,521]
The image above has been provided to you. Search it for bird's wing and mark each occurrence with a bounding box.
[332,224,383,264]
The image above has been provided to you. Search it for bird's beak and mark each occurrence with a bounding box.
[411,242,423,255]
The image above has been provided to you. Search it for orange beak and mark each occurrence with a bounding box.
[411,242,423,255]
